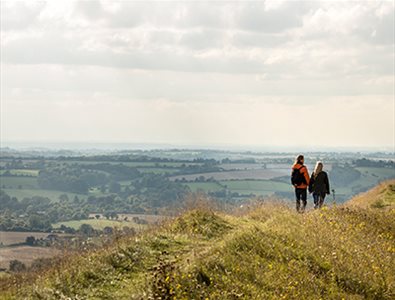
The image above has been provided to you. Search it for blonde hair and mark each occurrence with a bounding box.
[314,161,323,178]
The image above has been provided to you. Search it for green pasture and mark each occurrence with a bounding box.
[0,176,39,189]
[137,167,180,174]
[0,169,39,177]
[221,180,291,192]
[118,180,133,186]
[229,189,273,196]
[185,180,292,196]
[87,187,109,196]
[185,182,224,192]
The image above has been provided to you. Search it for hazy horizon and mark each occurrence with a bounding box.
[1,1,394,149]
[1,140,394,153]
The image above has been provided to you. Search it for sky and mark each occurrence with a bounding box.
[1,0,394,150]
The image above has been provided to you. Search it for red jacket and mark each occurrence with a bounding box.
[292,163,310,189]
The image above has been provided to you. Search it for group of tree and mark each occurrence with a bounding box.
[0,171,190,231]
[37,166,109,194]
[353,158,394,168]
[0,190,89,232]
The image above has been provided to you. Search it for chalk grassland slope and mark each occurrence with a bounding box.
[346,180,395,209]
[1,183,395,299]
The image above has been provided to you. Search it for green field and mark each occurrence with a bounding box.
[137,167,180,174]
[185,179,291,196]
[170,169,287,181]
[185,182,224,192]
[221,180,291,192]
[87,187,112,196]
[230,189,274,196]
[220,180,291,197]
[0,169,39,177]
[52,219,144,230]
[118,180,133,186]
[0,176,39,189]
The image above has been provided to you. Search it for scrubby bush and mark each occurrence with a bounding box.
[9,260,26,273]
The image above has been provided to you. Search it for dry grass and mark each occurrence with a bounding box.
[1,182,394,299]
[346,179,395,209]
[0,246,61,269]
[0,232,54,246]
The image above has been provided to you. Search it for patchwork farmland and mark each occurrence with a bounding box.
[170,168,290,181]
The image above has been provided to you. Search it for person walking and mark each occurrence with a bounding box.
[309,161,330,209]
[291,155,310,213]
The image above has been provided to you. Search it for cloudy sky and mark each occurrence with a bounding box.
[1,0,394,149]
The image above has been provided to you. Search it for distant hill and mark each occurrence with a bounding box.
[1,182,394,299]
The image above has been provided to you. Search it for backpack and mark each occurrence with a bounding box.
[291,165,306,186]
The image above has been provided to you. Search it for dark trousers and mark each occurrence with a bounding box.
[295,188,307,212]
[313,193,326,209]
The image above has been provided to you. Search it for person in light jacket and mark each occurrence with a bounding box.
[309,161,330,209]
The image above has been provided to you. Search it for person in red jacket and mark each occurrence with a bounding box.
[291,155,310,213]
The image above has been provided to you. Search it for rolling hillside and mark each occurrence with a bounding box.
[1,181,394,299]
[346,180,395,209]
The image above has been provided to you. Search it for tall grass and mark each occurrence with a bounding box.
[1,182,394,299]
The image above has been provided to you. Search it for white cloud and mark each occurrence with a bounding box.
[1,1,46,30]
[1,0,394,147]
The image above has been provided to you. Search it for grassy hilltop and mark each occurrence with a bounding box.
[1,181,395,299]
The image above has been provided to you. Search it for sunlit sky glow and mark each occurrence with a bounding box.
[1,0,394,149]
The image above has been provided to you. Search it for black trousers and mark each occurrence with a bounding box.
[295,188,307,212]
[313,193,326,208]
